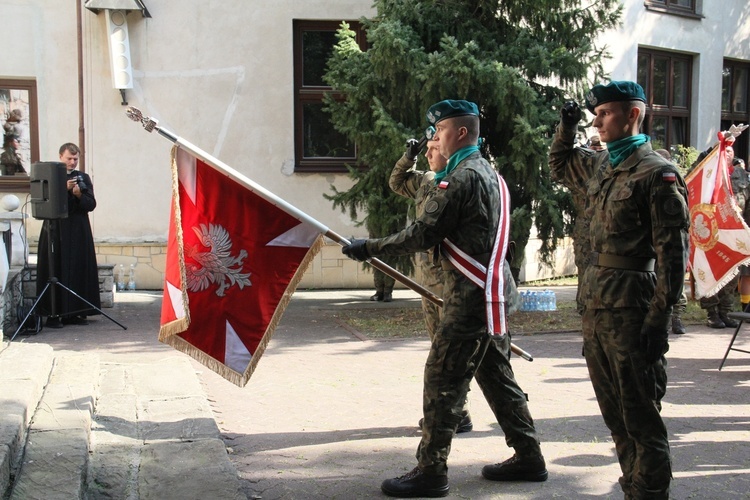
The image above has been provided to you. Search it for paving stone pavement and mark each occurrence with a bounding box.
[3,286,750,499]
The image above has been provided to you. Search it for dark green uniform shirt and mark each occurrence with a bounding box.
[549,123,690,331]
[367,151,501,338]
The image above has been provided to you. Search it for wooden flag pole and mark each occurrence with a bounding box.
[125,107,533,362]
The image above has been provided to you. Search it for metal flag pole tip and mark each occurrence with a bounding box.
[126,106,177,141]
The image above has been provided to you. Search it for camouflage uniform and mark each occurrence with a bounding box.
[367,151,541,476]
[389,154,444,337]
[551,145,594,313]
[389,154,520,332]
[549,122,689,499]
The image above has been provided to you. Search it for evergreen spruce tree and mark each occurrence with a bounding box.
[325,0,621,278]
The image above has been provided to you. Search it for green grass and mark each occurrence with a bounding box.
[335,292,713,339]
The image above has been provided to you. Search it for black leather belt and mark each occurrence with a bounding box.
[592,252,655,272]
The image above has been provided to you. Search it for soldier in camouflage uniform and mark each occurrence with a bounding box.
[344,100,545,498]
[549,81,689,500]
[389,137,473,433]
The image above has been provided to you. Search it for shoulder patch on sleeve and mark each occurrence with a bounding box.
[424,199,440,214]
[663,196,683,216]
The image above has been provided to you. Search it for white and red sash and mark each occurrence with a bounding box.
[442,173,511,336]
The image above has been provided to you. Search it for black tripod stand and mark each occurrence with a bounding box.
[10,220,127,341]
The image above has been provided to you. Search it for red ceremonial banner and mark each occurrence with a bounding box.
[686,134,750,299]
[159,147,322,386]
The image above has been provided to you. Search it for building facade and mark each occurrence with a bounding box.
[1,0,748,289]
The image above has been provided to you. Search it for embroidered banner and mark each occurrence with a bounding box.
[159,146,322,386]
[686,134,750,299]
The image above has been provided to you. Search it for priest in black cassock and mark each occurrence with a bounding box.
[36,142,101,329]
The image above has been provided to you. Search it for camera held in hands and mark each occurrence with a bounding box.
[76,174,88,192]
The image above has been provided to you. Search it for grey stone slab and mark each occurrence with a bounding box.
[49,352,100,385]
[93,393,139,441]
[138,396,219,441]
[88,430,141,500]
[129,357,204,397]
[138,440,244,500]
[30,353,99,432]
[30,382,96,432]
[0,412,23,473]
[98,363,134,395]
[0,444,9,499]
[1,379,45,426]
[9,428,89,500]
[0,343,53,384]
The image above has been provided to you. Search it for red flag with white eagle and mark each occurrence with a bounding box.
[686,132,750,299]
[159,146,322,386]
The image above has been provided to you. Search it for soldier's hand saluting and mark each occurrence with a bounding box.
[561,100,582,126]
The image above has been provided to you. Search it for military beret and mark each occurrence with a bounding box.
[585,81,646,113]
[426,100,479,126]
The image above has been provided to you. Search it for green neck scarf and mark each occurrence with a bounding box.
[434,145,479,184]
[607,134,649,167]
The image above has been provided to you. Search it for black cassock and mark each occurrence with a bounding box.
[36,170,101,317]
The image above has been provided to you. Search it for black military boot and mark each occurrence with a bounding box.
[383,291,393,302]
[381,467,449,498]
[456,414,473,434]
[482,453,548,482]
[706,308,726,329]
[671,315,686,335]
[370,292,384,301]
[719,310,739,328]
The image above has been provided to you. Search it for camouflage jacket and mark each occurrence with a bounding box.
[730,166,750,218]
[368,151,502,338]
[389,153,436,213]
[549,122,689,332]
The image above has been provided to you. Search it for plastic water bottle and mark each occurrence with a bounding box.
[542,290,552,311]
[127,264,136,291]
[116,264,125,292]
[530,291,539,311]
[522,291,529,311]
[549,290,557,311]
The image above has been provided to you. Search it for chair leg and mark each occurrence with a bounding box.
[719,320,744,371]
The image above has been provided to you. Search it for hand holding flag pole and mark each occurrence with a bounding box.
[125,107,532,362]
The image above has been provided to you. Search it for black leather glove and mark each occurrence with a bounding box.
[640,324,669,364]
[561,100,582,126]
[342,238,370,262]
[405,138,423,161]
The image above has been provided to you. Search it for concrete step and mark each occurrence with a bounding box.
[1,342,244,499]
[88,357,245,499]
[0,341,55,497]
[9,351,99,499]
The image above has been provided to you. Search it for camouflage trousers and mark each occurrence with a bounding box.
[373,268,395,294]
[417,332,541,475]
[420,255,444,341]
[699,276,738,312]
[582,308,671,500]
[420,257,471,419]
[672,290,687,316]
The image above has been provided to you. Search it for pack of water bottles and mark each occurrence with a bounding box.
[520,289,557,312]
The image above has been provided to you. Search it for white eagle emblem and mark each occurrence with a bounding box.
[185,223,252,297]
